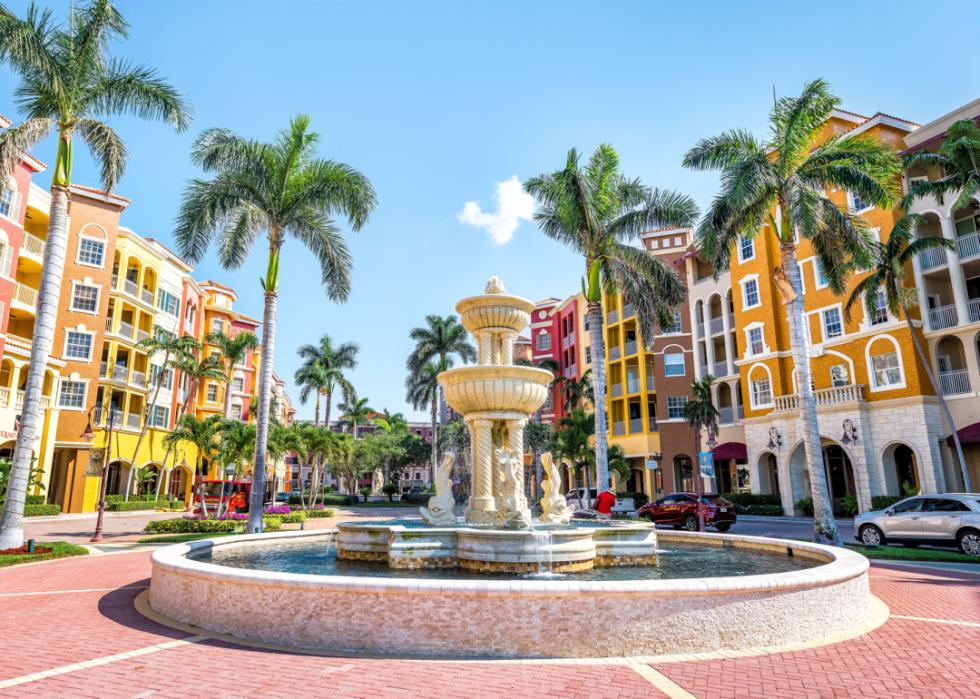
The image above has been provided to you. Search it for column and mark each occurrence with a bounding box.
[940,215,971,325]
[501,331,516,365]
[466,418,496,523]
[478,331,492,365]
[910,254,931,330]
[721,303,736,377]
[508,417,528,506]
[704,331,716,376]
[690,302,703,380]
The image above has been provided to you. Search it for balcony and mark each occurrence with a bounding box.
[626,379,640,394]
[612,421,625,436]
[19,232,45,262]
[718,405,735,424]
[629,418,643,433]
[13,282,38,310]
[99,361,108,378]
[611,383,624,398]
[136,328,150,342]
[131,370,147,389]
[709,316,724,334]
[111,365,128,382]
[928,304,958,331]
[624,340,637,356]
[971,299,980,324]
[0,387,8,406]
[646,375,654,391]
[622,304,635,318]
[123,278,138,297]
[648,417,658,431]
[15,391,50,410]
[126,413,141,430]
[609,346,621,361]
[958,231,980,261]
[920,247,948,271]
[607,309,619,324]
[96,408,123,428]
[141,288,154,305]
[713,361,729,378]
[117,321,134,339]
[773,384,865,412]
[939,369,971,396]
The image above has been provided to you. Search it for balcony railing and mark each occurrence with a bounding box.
[646,375,654,391]
[112,365,128,382]
[773,384,865,412]
[136,329,150,342]
[697,322,705,338]
[624,340,637,356]
[970,298,980,325]
[709,316,723,334]
[14,282,38,308]
[939,369,971,396]
[0,387,8,406]
[928,304,958,331]
[99,361,108,377]
[612,421,625,436]
[95,408,123,427]
[622,304,635,318]
[124,278,138,296]
[118,321,134,339]
[126,413,141,429]
[131,371,146,389]
[609,346,621,360]
[626,379,640,394]
[718,405,735,424]
[713,361,729,378]
[21,231,45,258]
[607,309,619,324]
[958,231,980,261]
[141,288,154,305]
[611,383,624,398]
[629,418,643,433]
[920,246,948,270]
[648,417,658,431]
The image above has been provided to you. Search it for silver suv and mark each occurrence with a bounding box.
[854,494,980,556]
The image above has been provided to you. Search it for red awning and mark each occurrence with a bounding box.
[947,422,980,447]
[712,442,747,461]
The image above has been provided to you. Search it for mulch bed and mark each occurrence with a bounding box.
[0,545,52,556]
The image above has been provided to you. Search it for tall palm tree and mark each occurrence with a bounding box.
[337,395,374,438]
[374,409,408,433]
[553,407,596,508]
[844,215,969,490]
[174,115,376,533]
[295,335,357,428]
[206,330,258,419]
[406,358,449,485]
[684,376,720,532]
[558,369,594,412]
[163,415,221,518]
[407,315,476,481]
[121,331,199,501]
[294,362,329,426]
[683,78,900,545]
[903,119,980,211]
[0,0,189,549]
[525,145,697,493]
[214,418,255,517]
[174,354,227,416]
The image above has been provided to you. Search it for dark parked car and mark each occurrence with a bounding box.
[638,492,736,531]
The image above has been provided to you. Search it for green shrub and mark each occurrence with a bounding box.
[321,493,355,506]
[402,493,428,505]
[794,497,814,516]
[740,504,784,516]
[262,516,282,531]
[280,511,306,524]
[303,508,335,518]
[106,493,159,504]
[144,518,239,534]
[25,494,45,505]
[720,492,782,507]
[871,495,903,511]
[24,503,61,517]
[107,500,169,512]
[840,495,859,517]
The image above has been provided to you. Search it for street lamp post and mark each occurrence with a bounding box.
[81,402,115,544]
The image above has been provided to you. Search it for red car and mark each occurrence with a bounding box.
[638,492,736,532]
[194,480,251,514]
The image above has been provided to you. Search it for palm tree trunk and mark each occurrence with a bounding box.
[124,350,172,502]
[0,186,70,549]
[586,301,611,492]
[247,288,278,533]
[780,244,841,545]
[902,304,972,491]
[694,423,705,532]
[223,366,233,419]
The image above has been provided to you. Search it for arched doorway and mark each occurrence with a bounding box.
[788,440,856,514]
[168,464,192,504]
[140,462,164,497]
[106,460,131,496]
[757,452,779,495]
[674,454,693,492]
[882,443,919,495]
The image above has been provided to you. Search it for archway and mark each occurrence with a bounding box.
[881,443,919,496]
[0,439,14,461]
[140,462,165,497]
[673,454,693,492]
[935,336,970,395]
[106,460,132,496]
[757,452,779,495]
[788,440,856,514]
[168,463,193,504]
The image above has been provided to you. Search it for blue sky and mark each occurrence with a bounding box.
[2,1,978,421]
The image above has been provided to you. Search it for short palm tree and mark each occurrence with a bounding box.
[163,415,221,518]
[844,215,969,490]
[406,358,449,485]
[525,144,697,493]
[374,409,408,433]
[214,419,255,517]
[903,119,980,211]
[207,330,258,419]
[337,395,374,438]
[294,362,329,426]
[558,369,594,412]
[0,0,189,549]
[553,407,596,508]
[683,79,900,545]
[174,115,375,533]
[173,354,227,415]
[296,335,358,427]
[683,376,720,532]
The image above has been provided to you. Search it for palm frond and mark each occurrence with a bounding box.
[287,208,352,302]
[90,58,190,132]
[607,243,686,343]
[0,117,50,178]
[607,188,699,241]
[75,118,125,190]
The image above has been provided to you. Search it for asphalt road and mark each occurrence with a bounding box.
[707,515,857,542]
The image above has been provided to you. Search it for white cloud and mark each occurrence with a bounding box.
[457,175,535,245]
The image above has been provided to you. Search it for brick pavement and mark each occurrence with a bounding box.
[0,551,976,698]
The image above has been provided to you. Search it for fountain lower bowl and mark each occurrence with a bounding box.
[148,528,875,659]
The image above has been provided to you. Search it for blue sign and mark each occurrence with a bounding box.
[698,451,715,478]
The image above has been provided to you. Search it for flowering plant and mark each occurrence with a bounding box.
[263,505,291,515]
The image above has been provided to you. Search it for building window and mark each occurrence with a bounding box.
[157,289,179,316]
[584,346,591,365]
[830,364,849,387]
[536,333,551,351]
[848,190,871,213]
[70,284,99,313]
[206,383,218,403]
[662,311,682,334]
[0,185,14,218]
[77,238,105,267]
[57,380,86,409]
[151,365,173,389]
[667,396,688,420]
[814,260,829,288]
[751,377,772,407]
[821,307,843,340]
[742,278,760,308]
[64,331,93,360]
[872,351,902,388]
[231,403,243,420]
[232,375,245,392]
[213,317,224,334]
[870,290,888,325]
[149,405,169,427]
[738,236,754,262]
[663,352,685,376]
[748,326,764,356]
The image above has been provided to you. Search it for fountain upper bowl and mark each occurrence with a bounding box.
[456,294,535,335]
[439,365,552,416]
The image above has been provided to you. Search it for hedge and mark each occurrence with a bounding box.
[302,508,335,518]
[288,493,356,507]
[720,492,782,507]
[279,512,306,524]
[144,516,283,535]
[25,494,45,505]
[739,504,784,516]
[106,494,160,503]
[401,493,429,505]
[24,503,61,517]
[107,499,177,512]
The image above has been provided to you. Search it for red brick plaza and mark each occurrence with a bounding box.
[0,551,976,698]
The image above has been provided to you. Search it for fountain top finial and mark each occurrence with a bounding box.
[485,276,505,295]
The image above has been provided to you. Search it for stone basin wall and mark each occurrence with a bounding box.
[149,529,874,659]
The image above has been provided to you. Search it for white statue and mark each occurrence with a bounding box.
[420,452,457,526]
[371,468,385,495]
[539,452,574,525]
[496,448,531,529]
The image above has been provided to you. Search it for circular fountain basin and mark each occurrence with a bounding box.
[148,529,875,659]
[456,293,534,334]
[439,364,552,415]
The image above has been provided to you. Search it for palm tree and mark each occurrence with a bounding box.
[207,330,258,419]
[374,409,408,433]
[903,119,980,211]
[683,79,900,545]
[214,418,255,517]
[121,331,199,501]
[406,358,449,486]
[683,376,720,532]
[296,335,358,428]
[163,415,221,518]
[337,395,374,438]
[173,354,227,416]
[0,0,189,549]
[558,369,595,412]
[174,115,376,534]
[525,145,698,494]
[295,362,329,426]
[553,407,596,508]
[844,215,969,490]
